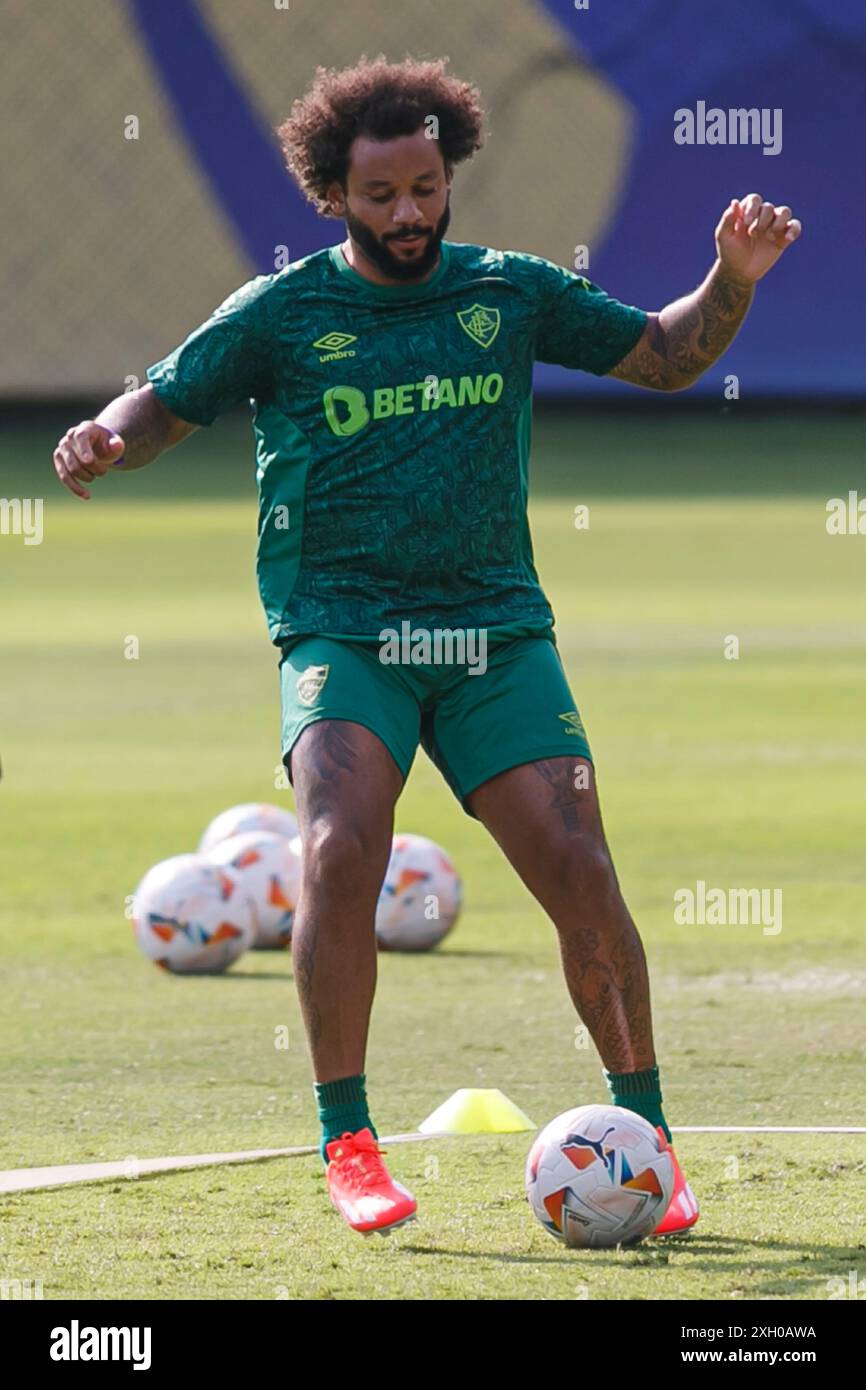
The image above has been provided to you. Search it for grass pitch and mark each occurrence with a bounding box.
[1,406,865,1300]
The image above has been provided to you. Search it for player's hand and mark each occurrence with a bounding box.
[715,194,802,284]
[52,421,125,500]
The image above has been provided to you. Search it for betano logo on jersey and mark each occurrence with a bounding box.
[323,373,504,438]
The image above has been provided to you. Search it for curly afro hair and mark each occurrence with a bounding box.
[276,55,485,216]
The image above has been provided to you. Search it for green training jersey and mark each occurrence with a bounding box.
[146,241,646,648]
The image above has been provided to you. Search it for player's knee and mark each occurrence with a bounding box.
[554,836,619,906]
[302,815,388,892]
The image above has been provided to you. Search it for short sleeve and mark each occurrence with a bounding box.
[533,260,647,375]
[146,275,274,426]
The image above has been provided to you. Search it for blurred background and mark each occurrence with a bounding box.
[2,0,863,399]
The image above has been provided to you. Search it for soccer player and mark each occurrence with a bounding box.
[53,57,800,1237]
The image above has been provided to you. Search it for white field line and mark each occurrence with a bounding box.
[0,1131,442,1195]
[1,1126,863,1196]
[673,1126,866,1133]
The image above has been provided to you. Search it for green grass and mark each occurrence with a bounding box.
[1,408,865,1300]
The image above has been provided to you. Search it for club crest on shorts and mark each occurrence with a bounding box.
[456,304,501,349]
[558,711,587,738]
[296,664,330,707]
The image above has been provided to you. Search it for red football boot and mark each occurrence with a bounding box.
[325,1128,417,1236]
[652,1127,700,1235]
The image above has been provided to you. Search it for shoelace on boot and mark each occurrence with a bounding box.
[331,1131,389,1190]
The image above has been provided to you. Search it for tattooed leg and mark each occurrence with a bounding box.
[290,720,403,1081]
[469,757,656,1072]
[532,758,582,836]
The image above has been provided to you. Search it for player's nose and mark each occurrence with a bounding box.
[391,195,424,226]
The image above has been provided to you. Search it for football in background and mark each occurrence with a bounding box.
[198,802,298,855]
[207,829,302,949]
[375,833,462,952]
[131,853,255,974]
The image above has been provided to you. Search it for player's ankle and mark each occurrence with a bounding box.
[601,1063,671,1141]
[315,1073,378,1163]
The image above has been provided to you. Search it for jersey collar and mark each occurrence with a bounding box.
[329,241,451,298]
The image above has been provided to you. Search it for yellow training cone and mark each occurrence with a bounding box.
[419,1088,536,1135]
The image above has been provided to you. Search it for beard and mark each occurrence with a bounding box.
[343,198,451,282]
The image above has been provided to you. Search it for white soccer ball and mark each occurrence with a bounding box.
[198,802,298,855]
[375,833,462,951]
[525,1104,674,1248]
[131,853,255,974]
[207,830,302,949]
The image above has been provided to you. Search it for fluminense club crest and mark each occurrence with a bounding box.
[456,304,501,349]
[296,664,330,706]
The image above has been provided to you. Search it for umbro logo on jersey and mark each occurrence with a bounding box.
[457,304,501,349]
[313,331,358,362]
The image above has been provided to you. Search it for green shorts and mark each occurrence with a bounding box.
[278,634,592,818]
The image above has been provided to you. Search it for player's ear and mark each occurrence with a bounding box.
[325,180,347,218]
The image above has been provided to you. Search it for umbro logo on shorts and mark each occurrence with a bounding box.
[558,711,586,738]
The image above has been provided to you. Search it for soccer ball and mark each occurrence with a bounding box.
[525,1104,674,1248]
[198,802,298,855]
[375,833,461,951]
[207,829,302,949]
[131,853,255,974]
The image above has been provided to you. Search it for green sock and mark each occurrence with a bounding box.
[602,1064,672,1142]
[314,1074,377,1165]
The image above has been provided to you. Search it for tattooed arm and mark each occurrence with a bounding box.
[610,193,801,393]
[609,261,754,392]
[96,385,198,468]
[52,384,198,499]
